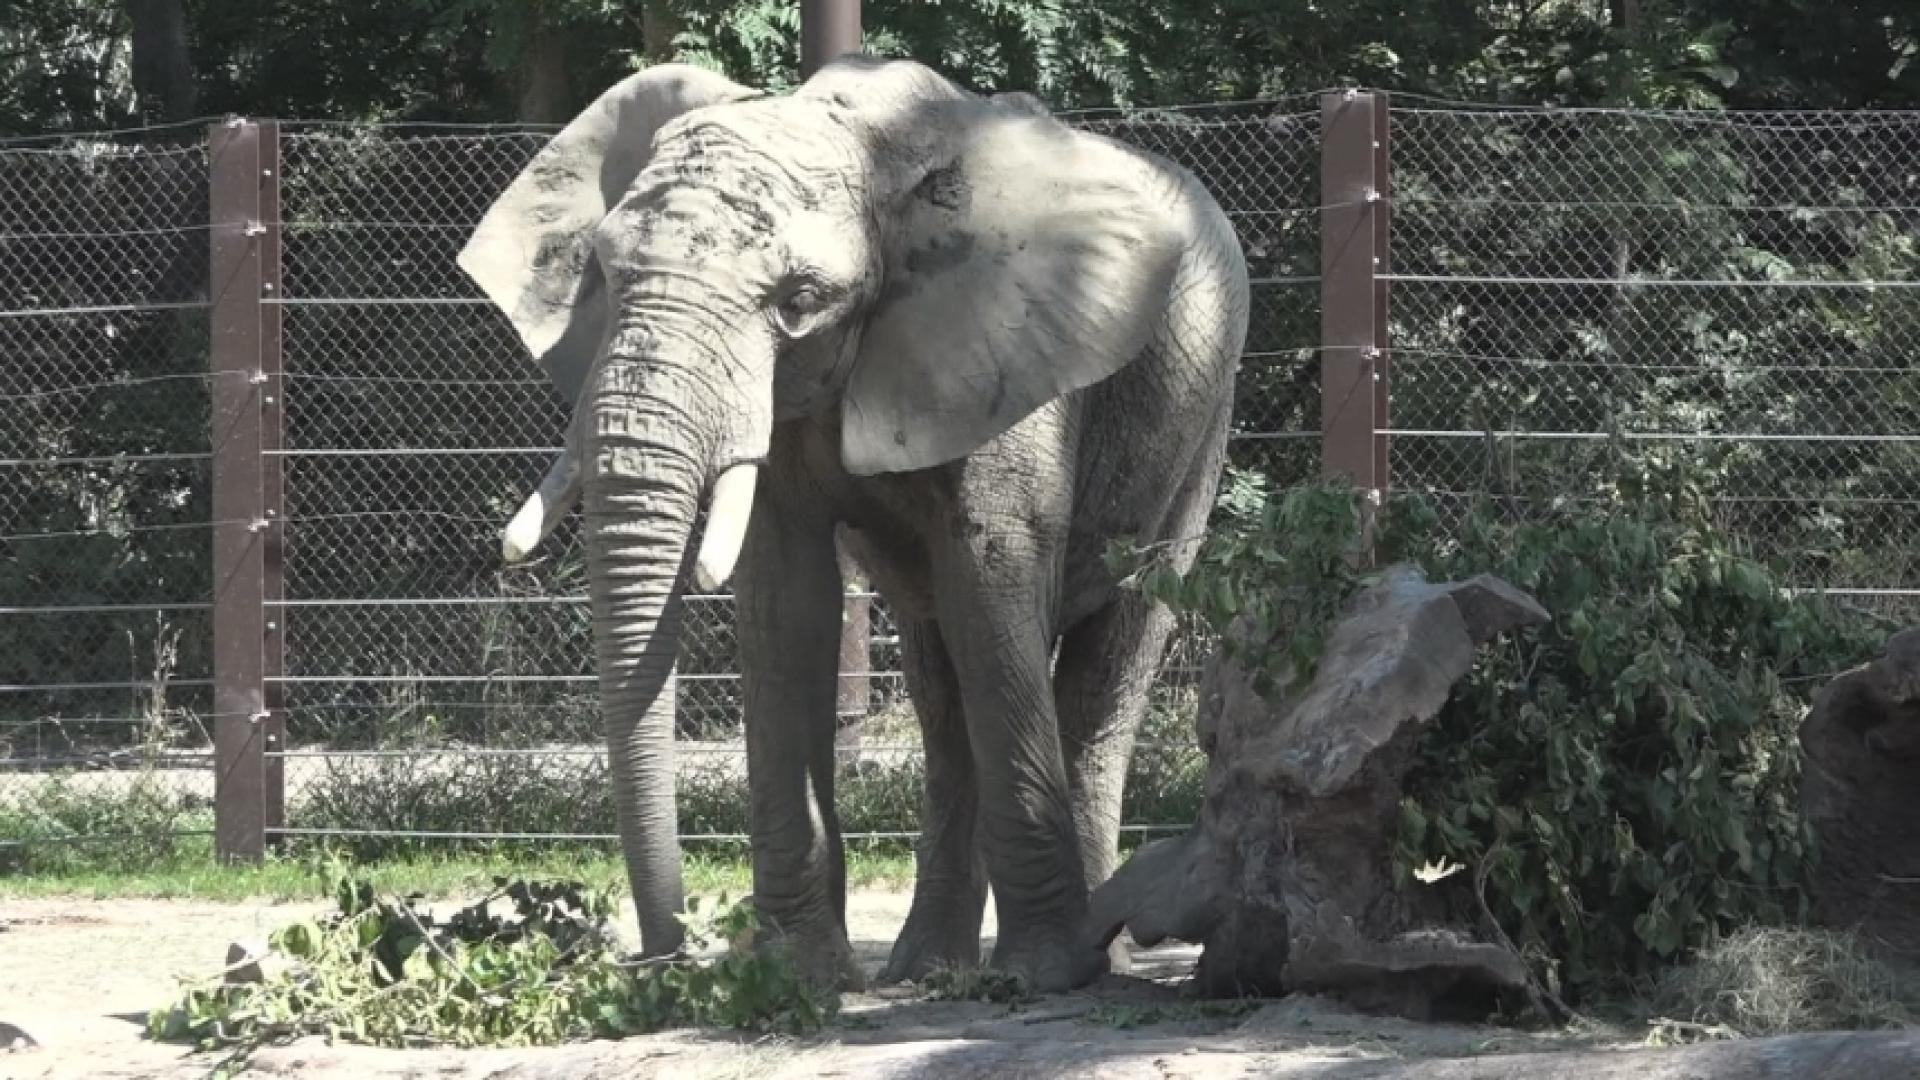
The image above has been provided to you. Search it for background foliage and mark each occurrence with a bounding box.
[5,0,1916,136]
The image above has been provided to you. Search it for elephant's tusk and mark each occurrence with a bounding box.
[693,464,758,592]
[502,447,582,563]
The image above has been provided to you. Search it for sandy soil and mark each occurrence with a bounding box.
[0,889,1622,1080]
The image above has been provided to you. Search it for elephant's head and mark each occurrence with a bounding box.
[458,56,1191,956]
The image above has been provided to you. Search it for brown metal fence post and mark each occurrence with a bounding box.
[1319,90,1392,543]
[800,0,862,77]
[258,122,288,845]
[209,118,272,862]
[803,0,870,738]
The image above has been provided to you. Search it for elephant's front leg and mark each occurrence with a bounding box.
[935,538,1107,992]
[734,482,862,990]
[880,616,988,983]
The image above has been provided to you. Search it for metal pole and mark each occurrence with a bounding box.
[804,0,867,735]
[800,0,862,78]
[257,121,288,845]
[208,118,269,862]
[1319,91,1392,540]
[835,545,870,745]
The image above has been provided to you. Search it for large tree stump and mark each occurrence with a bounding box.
[1087,565,1549,1017]
[1800,627,1920,960]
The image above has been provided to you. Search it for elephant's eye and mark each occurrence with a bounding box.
[773,282,826,338]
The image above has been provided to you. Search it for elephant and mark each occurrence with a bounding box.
[457,54,1250,992]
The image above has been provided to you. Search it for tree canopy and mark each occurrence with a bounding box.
[4,0,1915,136]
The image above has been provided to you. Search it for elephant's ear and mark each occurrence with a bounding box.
[840,110,1184,476]
[457,64,761,404]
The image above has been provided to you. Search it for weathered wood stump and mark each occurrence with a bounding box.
[1800,627,1920,961]
[1087,564,1549,1018]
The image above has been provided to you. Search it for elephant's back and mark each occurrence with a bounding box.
[1055,162,1248,622]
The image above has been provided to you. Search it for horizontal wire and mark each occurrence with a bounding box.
[0,714,223,726]
[1386,348,1920,374]
[6,471,1917,546]
[284,374,550,386]
[1388,428,1920,443]
[268,296,493,307]
[0,300,211,320]
[1,753,214,769]
[263,740,1196,760]
[0,370,238,403]
[269,447,557,457]
[1395,194,1920,215]
[0,678,212,693]
[268,672,907,684]
[0,602,212,615]
[0,115,228,144]
[0,830,215,850]
[0,223,214,241]
[261,824,1186,843]
[281,119,563,133]
[1383,272,1920,289]
[1386,95,1920,125]
[267,593,873,606]
[0,451,211,467]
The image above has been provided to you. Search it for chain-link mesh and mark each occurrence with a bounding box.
[23,94,1909,861]
[0,123,218,866]
[266,103,1321,847]
[1385,105,1920,612]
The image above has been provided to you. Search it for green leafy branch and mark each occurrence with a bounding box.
[148,873,837,1058]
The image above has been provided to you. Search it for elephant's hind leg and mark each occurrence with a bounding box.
[879,616,990,983]
[1054,592,1182,971]
[934,549,1105,991]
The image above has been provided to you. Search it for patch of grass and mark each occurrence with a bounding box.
[0,842,917,903]
[0,769,214,875]
[1636,927,1920,1041]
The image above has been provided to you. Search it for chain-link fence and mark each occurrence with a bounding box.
[264,98,1323,850]
[6,91,1916,867]
[1386,102,1920,609]
[0,121,220,867]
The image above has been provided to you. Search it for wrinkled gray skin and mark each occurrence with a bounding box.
[457,56,1249,992]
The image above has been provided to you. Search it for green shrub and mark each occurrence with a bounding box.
[0,770,213,874]
[1113,461,1889,998]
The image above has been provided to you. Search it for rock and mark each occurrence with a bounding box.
[1087,565,1548,1018]
[0,1021,37,1052]
[1800,627,1920,960]
[225,937,279,984]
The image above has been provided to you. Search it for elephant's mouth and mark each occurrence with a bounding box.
[500,424,761,595]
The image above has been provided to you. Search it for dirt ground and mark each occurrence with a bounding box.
[0,889,1690,1080]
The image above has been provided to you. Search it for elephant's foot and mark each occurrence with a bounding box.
[751,906,866,993]
[781,930,867,993]
[988,921,1109,993]
[880,891,985,984]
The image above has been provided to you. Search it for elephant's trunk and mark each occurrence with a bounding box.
[581,340,752,958]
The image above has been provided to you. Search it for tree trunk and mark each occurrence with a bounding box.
[642,2,681,63]
[516,11,572,124]
[127,0,196,121]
